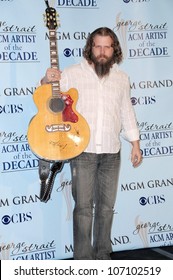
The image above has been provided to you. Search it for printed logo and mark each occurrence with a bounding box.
[0,239,56,260]
[131,96,156,106]
[114,12,168,60]
[1,212,32,225]
[1,215,11,225]
[4,87,36,97]
[0,195,41,208]
[139,195,165,206]
[63,48,72,57]
[111,235,130,246]
[56,0,98,8]
[139,197,147,206]
[134,216,173,247]
[121,178,173,191]
[56,171,73,221]
[138,121,173,159]
[123,0,150,3]
[0,104,23,114]
[63,48,83,57]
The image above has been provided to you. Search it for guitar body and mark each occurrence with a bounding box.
[27,84,90,161]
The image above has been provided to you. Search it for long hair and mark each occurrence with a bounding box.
[83,27,123,65]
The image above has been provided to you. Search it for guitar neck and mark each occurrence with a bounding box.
[49,29,61,97]
[49,29,59,69]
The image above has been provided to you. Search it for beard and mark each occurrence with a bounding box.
[90,54,114,78]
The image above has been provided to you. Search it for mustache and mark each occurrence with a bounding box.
[97,54,109,60]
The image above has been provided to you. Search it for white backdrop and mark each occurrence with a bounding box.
[0,0,173,260]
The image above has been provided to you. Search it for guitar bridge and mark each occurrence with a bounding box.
[45,124,71,132]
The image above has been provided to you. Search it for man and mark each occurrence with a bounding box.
[41,27,142,259]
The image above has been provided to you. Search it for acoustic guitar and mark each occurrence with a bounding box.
[27,5,90,161]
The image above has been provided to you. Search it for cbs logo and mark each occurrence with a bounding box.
[1,212,32,225]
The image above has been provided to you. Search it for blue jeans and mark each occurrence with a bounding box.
[70,152,120,259]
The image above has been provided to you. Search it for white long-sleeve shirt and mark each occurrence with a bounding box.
[60,59,139,154]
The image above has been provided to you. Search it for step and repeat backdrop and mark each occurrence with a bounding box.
[0,0,173,260]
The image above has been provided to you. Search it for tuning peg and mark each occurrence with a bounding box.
[43,14,47,23]
[57,21,61,28]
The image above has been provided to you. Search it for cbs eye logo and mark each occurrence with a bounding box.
[139,197,147,206]
[1,212,32,225]
[131,97,138,106]
[63,48,83,58]
[131,96,156,105]
[139,195,165,206]
[1,215,11,225]
[63,48,71,57]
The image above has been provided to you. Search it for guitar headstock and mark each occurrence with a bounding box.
[44,7,60,30]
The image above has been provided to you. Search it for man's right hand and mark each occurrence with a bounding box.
[41,68,62,84]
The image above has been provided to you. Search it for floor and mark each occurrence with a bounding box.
[65,246,173,260]
[110,246,173,260]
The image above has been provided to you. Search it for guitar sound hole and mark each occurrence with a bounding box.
[49,98,65,113]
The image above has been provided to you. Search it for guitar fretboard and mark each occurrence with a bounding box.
[49,30,61,98]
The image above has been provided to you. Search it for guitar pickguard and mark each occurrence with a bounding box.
[46,94,78,133]
[62,94,78,123]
